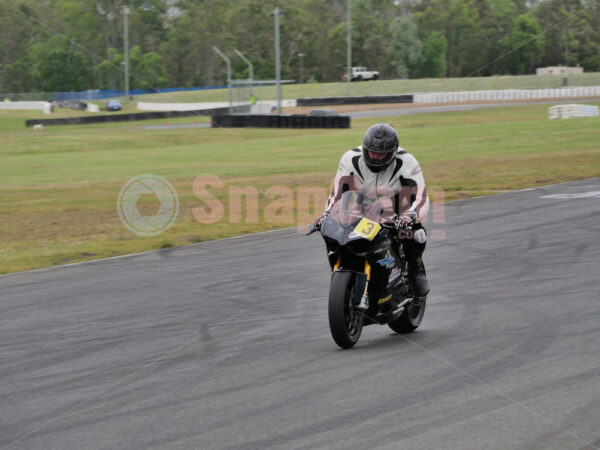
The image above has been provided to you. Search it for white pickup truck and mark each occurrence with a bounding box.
[349,67,379,81]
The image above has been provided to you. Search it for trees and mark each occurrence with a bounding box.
[535,0,600,71]
[0,0,598,94]
[415,0,485,77]
[415,31,447,78]
[498,15,543,74]
[386,16,422,78]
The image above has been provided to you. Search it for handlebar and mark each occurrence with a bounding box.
[305,226,320,236]
[305,215,416,237]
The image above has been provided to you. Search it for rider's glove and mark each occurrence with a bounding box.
[394,211,417,231]
[314,212,328,229]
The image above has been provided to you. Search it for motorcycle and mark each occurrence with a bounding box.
[308,190,426,349]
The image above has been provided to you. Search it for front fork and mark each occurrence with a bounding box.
[358,261,371,310]
[332,255,371,310]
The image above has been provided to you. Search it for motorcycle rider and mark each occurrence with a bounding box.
[315,123,430,301]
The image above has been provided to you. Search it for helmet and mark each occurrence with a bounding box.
[362,123,398,172]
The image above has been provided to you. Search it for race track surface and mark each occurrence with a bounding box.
[1,179,599,450]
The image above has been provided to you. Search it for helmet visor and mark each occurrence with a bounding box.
[364,148,395,167]
[367,150,390,161]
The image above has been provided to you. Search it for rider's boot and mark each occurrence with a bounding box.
[407,257,430,298]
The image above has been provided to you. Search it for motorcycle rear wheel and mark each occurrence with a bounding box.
[328,271,363,349]
[388,296,426,334]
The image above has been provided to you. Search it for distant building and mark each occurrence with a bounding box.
[536,66,583,75]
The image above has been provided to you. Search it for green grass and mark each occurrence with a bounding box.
[132,72,600,103]
[1,104,599,274]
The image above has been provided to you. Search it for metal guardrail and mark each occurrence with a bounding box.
[297,95,413,106]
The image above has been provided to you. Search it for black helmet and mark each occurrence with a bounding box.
[362,123,398,172]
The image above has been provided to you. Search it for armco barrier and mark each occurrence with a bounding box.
[25,107,229,127]
[211,114,350,129]
[297,95,412,106]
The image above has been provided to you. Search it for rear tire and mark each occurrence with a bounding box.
[388,296,426,334]
[329,271,363,349]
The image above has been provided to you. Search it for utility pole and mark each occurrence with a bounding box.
[123,6,130,98]
[298,53,305,85]
[234,49,254,95]
[212,46,232,114]
[274,7,282,114]
[346,0,352,96]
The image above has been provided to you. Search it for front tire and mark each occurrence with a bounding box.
[388,296,426,334]
[329,271,363,349]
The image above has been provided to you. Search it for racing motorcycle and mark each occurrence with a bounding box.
[308,190,426,349]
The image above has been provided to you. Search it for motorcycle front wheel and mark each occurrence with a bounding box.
[328,271,363,349]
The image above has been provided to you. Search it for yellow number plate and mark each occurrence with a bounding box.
[353,217,381,241]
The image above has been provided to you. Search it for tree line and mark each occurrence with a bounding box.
[1,0,599,93]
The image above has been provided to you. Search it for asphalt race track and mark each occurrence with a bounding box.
[1,179,599,450]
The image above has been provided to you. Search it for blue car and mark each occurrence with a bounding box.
[106,99,122,111]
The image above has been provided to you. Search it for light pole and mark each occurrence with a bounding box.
[298,53,305,85]
[212,46,232,114]
[234,49,254,95]
[346,0,352,96]
[123,6,130,98]
[120,61,125,91]
[273,7,282,114]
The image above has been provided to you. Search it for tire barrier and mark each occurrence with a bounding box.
[25,107,229,127]
[211,114,351,129]
[0,101,52,111]
[296,95,413,106]
[414,86,600,103]
[548,104,599,119]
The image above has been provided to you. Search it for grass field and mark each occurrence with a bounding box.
[1,104,599,274]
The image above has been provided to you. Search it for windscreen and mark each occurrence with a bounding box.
[328,190,395,226]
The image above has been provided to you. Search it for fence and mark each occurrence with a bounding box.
[2,86,227,102]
